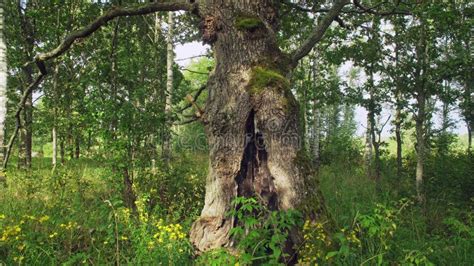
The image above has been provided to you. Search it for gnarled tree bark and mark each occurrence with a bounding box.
[189,0,347,258]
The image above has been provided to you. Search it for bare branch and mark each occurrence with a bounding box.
[291,0,350,64]
[185,94,204,118]
[176,54,210,62]
[34,0,196,72]
[175,116,199,125]
[180,68,210,75]
[178,85,207,113]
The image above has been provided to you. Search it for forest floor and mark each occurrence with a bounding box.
[0,152,473,265]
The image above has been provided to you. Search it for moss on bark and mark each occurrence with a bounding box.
[247,66,290,95]
[235,15,264,31]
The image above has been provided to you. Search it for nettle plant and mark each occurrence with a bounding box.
[226,197,303,265]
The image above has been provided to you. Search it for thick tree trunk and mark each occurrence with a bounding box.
[0,1,6,182]
[190,1,331,258]
[162,12,174,164]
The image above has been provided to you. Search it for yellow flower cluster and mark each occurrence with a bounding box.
[60,221,79,230]
[299,220,332,264]
[341,227,362,248]
[135,198,149,223]
[152,219,186,245]
[13,256,25,263]
[0,225,22,242]
[38,215,50,223]
[345,227,362,248]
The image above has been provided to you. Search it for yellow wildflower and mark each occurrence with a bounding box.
[39,215,50,223]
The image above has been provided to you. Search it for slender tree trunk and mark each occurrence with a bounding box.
[162,12,174,165]
[75,135,80,159]
[60,138,65,164]
[468,121,472,152]
[438,96,451,155]
[462,64,473,153]
[69,132,74,159]
[414,20,430,203]
[424,97,434,155]
[415,92,426,202]
[393,23,403,179]
[369,112,381,184]
[122,167,137,211]
[310,56,320,164]
[52,127,57,167]
[87,130,92,152]
[151,12,162,173]
[329,104,340,137]
[18,4,35,169]
[18,129,26,168]
[190,2,331,260]
[365,112,373,177]
[395,92,403,179]
[51,66,59,168]
[0,1,6,182]
[25,93,32,167]
[312,101,320,164]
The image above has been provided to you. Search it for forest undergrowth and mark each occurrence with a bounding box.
[1,149,472,265]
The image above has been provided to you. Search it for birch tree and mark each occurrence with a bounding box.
[0,0,7,181]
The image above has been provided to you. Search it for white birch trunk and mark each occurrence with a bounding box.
[162,12,174,163]
[0,2,7,173]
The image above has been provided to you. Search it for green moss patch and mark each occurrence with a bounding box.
[247,66,290,95]
[235,15,264,31]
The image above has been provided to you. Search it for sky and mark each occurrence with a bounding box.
[175,42,468,138]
